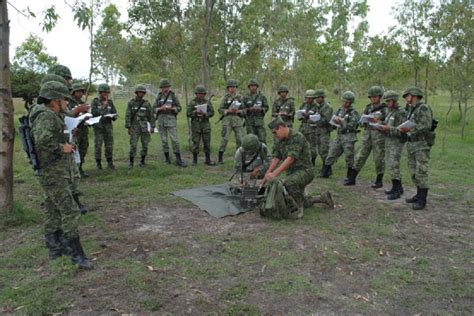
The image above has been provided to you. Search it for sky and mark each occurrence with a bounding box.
[9,0,398,79]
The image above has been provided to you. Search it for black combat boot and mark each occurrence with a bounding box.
[412,188,428,210]
[320,165,331,178]
[205,152,216,166]
[129,156,134,169]
[67,236,93,270]
[371,173,384,189]
[72,193,88,215]
[192,153,198,165]
[106,158,115,170]
[45,232,63,259]
[175,152,187,167]
[79,163,89,178]
[387,179,402,200]
[55,229,72,256]
[311,155,316,166]
[344,168,357,186]
[164,152,171,164]
[406,186,420,203]
[139,155,146,167]
[96,159,102,170]
[218,151,224,164]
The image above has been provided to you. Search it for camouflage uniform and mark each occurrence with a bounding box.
[234,135,272,180]
[125,89,154,166]
[68,88,89,168]
[243,80,268,143]
[271,85,295,127]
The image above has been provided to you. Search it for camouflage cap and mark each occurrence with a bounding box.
[383,90,399,101]
[403,86,423,98]
[159,79,171,88]
[304,89,316,98]
[368,85,384,97]
[98,83,110,93]
[41,74,67,86]
[71,82,86,93]
[248,78,259,87]
[48,64,72,79]
[194,85,207,94]
[314,89,326,97]
[342,91,355,103]
[226,79,238,88]
[242,134,260,153]
[268,116,286,130]
[39,81,70,100]
[135,85,147,93]
[278,85,289,93]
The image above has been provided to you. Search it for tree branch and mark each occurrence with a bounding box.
[7,1,29,18]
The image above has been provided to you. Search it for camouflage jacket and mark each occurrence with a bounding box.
[153,91,181,127]
[272,129,312,175]
[333,106,360,135]
[91,96,117,129]
[234,143,272,178]
[272,97,295,123]
[219,93,244,127]
[361,103,388,138]
[187,97,215,121]
[384,105,406,140]
[125,97,154,131]
[243,92,268,125]
[406,101,432,141]
[312,101,333,132]
[298,101,318,133]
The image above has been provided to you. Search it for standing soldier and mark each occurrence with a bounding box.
[271,85,295,127]
[348,86,388,187]
[313,89,334,174]
[91,83,117,170]
[298,90,318,165]
[187,85,216,166]
[243,79,268,143]
[217,79,245,164]
[399,87,434,210]
[153,79,186,167]
[321,91,360,183]
[125,85,154,168]
[379,91,407,200]
[30,81,92,269]
[68,83,90,177]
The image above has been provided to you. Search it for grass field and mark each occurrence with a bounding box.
[1,92,473,314]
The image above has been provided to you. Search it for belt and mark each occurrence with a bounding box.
[339,129,356,135]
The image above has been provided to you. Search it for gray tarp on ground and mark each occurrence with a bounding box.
[172,183,255,218]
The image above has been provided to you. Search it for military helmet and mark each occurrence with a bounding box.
[48,64,72,79]
[226,79,238,88]
[135,85,147,93]
[41,74,67,86]
[98,83,110,93]
[71,82,86,93]
[278,85,289,93]
[39,81,70,100]
[194,85,207,94]
[314,89,326,97]
[248,78,259,87]
[242,134,260,153]
[402,86,423,98]
[304,89,316,98]
[342,91,355,103]
[383,90,399,101]
[367,85,384,97]
[159,79,171,88]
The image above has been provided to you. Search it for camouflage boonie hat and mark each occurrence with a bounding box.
[39,81,70,100]
[159,79,171,88]
[403,86,423,98]
[98,83,110,93]
[278,85,289,93]
[242,134,260,153]
[41,74,67,86]
[342,91,355,103]
[71,82,86,93]
[49,64,72,79]
[383,90,399,101]
[248,79,259,87]
[314,89,326,97]
[268,116,285,130]
[304,89,316,98]
[226,79,238,88]
[367,85,384,97]
[194,85,206,94]
[135,85,147,93]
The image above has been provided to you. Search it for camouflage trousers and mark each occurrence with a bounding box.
[385,139,405,180]
[158,125,180,153]
[37,165,80,239]
[66,155,80,196]
[76,125,89,163]
[284,169,315,207]
[246,124,267,144]
[129,127,151,158]
[407,141,431,189]
[94,126,114,160]
[191,121,211,154]
[219,124,243,152]
[302,130,330,165]
[354,131,386,174]
[325,134,356,168]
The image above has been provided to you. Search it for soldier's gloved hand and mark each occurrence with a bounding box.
[128,128,133,136]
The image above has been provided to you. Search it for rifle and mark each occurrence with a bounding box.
[18,115,40,170]
[216,96,237,125]
[154,91,173,121]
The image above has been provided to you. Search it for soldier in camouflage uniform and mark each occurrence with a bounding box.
[91,83,117,170]
[30,81,92,269]
[379,91,407,200]
[271,85,295,127]
[68,83,90,177]
[125,85,155,168]
[187,85,216,166]
[49,64,73,89]
[321,91,360,184]
[399,87,434,210]
[313,89,333,172]
[217,79,245,164]
[153,79,186,167]
[349,86,388,187]
[233,134,272,184]
[298,90,318,165]
[243,79,268,143]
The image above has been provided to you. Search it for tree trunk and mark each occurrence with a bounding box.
[86,0,94,98]
[0,0,13,212]
[202,0,215,94]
